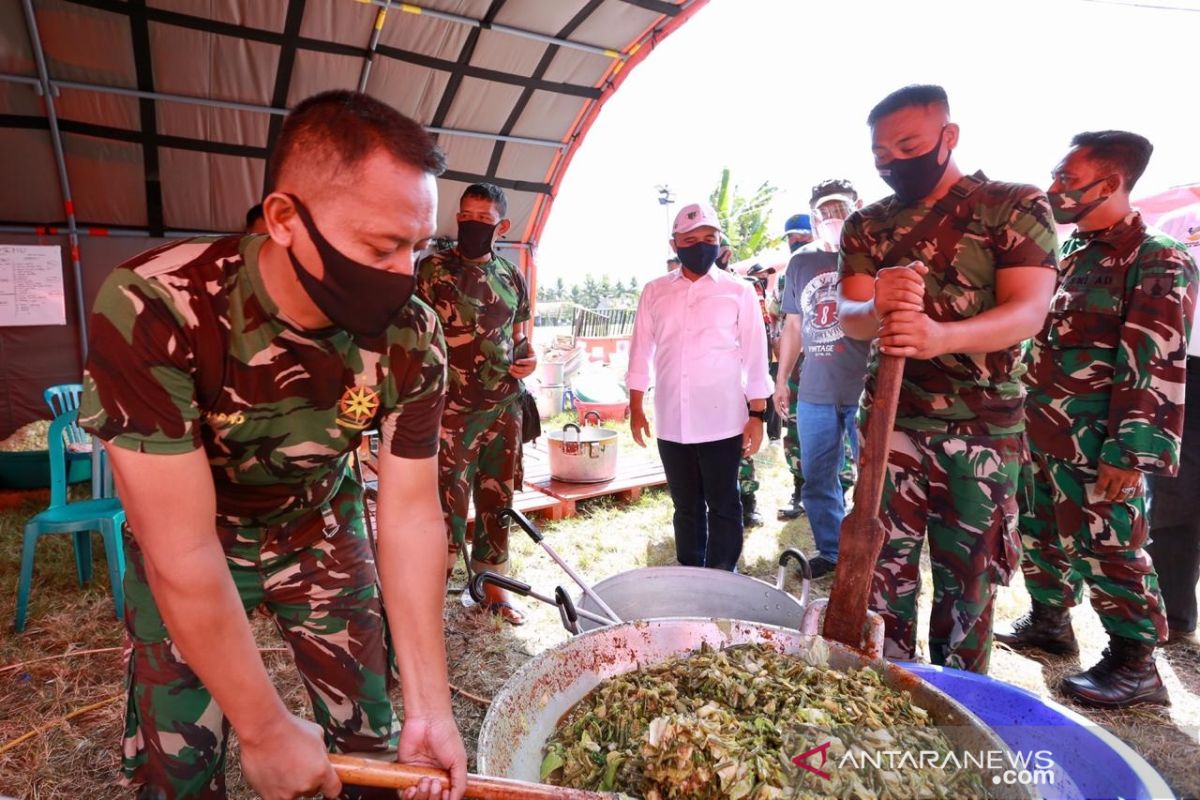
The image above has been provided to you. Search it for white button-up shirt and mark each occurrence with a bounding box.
[626,267,772,444]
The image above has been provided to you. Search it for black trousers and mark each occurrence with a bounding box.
[657,434,744,571]
[1148,358,1200,633]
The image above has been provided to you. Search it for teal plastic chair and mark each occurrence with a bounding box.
[15,409,126,633]
[44,382,91,460]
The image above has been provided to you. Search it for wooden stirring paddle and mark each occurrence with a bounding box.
[329,754,622,800]
[821,350,906,651]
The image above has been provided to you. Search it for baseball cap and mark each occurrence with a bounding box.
[783,213,813,236]
[673,202,722,235]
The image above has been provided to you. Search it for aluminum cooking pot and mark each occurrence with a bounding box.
[477,618,1036,799]
[574,564,807,632]
[546,416,618,483]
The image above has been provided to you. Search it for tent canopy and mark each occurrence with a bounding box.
[0,0,704,243]
[0,0,707,439]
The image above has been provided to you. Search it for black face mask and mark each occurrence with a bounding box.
[716,252,731,271]
[878,127,950,205]
[285,194,415,338]
[676,242,720,275]
[457,219,499,260]
[787,238,808,253]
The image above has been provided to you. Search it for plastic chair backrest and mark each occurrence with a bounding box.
[44,383,82,416]
[46,409,79,509]
[44,383,87,447]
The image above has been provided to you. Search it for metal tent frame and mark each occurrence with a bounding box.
[0,0,710,365]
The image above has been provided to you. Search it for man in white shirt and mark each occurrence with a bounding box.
[627,202,773,571]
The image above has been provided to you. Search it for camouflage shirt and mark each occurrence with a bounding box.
[416,248,530,415]
[839,173,1059,435]
[80,235,447,527]
[1025,212,1198,473]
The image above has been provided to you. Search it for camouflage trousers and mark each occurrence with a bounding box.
[738,456,760,500]
[783,373,804,485]
[1017,452,1166,644]
[440,399,523,568]
[121,479,399,798]
[872,430,1023,674]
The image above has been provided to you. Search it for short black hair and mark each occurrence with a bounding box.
[666,256,681,265]
[461,182,508,217]
[244,203,264,230]
[269,90,446,188]
[811,179,858,207]
[1070,130,1154,191]
[867,84,949,127]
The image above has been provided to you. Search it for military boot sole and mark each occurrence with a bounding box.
[1060,678,1170,708]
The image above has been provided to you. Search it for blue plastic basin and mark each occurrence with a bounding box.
[906,663,1173,800]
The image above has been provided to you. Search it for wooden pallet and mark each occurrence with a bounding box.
[529,457,666,517]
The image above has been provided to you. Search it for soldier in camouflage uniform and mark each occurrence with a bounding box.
[838,85,1058,674]
[78,93,466,799]
[416,183,534,625]
[734,261,775,527]
[996,131,1197,707]
[776,214,814,520]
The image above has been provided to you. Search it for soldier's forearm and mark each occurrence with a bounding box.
[377,518,455,718]
[839,297,882,341]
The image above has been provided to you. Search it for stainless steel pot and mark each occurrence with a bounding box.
[546,419,617,483]
[477,618,1035,799]
[575,566,805,632]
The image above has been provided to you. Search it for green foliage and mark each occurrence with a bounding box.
[708,167,784,263]
[536,272,641,309]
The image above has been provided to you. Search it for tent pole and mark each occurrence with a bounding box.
[362,0,627,60]
[0,73,565,149]
[357,0,392,92]
[19,0,89,364]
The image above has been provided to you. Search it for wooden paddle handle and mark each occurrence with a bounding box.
[822,353,906,649]
[329,754,614,800]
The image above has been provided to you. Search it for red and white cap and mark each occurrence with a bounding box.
[672,202,722,235]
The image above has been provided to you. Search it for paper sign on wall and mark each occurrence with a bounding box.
[0,245,67,327]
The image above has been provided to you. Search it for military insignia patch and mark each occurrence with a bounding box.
[1141,274,1174,298]
[337,385,380,430]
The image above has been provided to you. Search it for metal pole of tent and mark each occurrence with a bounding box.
[0,224,215,239]
[0,74,565,149]
[361,0,628,60]
[357,0,392,93]
[19,0,89,362]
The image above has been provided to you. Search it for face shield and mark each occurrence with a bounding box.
[812,194,854,247]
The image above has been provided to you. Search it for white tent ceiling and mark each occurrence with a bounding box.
[0,0,708,440]
[0,0,705,244]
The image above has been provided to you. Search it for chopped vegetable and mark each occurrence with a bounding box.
[0,420,51,452]
[541,643,986,799]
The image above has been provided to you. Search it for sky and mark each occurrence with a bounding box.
[534,0,1200,286]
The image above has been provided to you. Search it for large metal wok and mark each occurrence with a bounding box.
[477,618,1036,799]
[483,510,814,636]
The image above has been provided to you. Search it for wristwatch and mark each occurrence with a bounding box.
[748,408,766,421]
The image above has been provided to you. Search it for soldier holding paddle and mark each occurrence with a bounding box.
[836,84,1058,674]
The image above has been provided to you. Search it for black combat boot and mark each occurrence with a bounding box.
[1060,635,1169,708]
[777,476,806,520]
[742,495,763,528]
[994,601,1079,656]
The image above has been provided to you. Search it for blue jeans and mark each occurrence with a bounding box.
[656,435,744,571]
[796,401,860,561]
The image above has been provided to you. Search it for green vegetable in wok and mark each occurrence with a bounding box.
[541,642,986,799]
